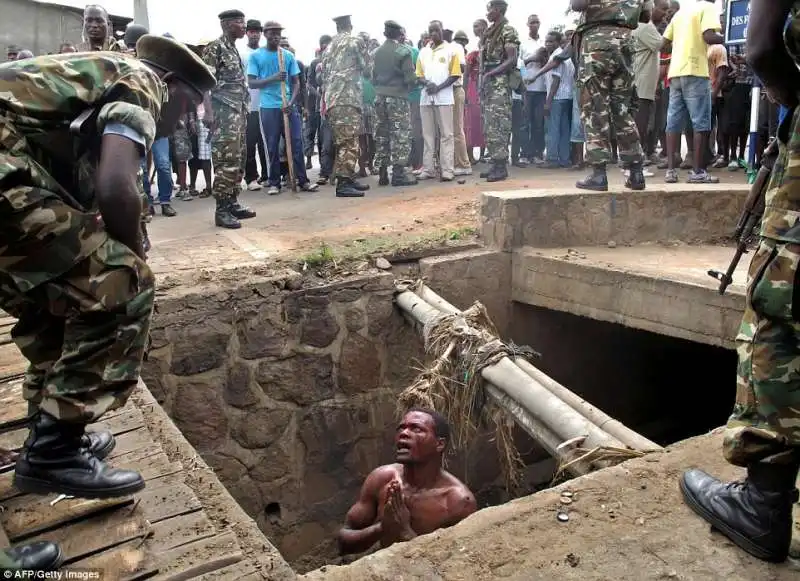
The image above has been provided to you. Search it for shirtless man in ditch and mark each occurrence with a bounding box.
[337,408,477,555]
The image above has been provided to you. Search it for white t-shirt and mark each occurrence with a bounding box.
[239,43,261,113]
[416,41,462,106]
[520,36,546,92]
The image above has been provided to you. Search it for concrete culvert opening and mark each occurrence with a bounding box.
[143,268,735,574]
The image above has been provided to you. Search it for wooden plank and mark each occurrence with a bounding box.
[151,531,242,581]
[22,506,150,562]
[66,538,158,581]
[0,520,10,549]
[0,335,11,347]
[0,449,178,503]
[0,344,26,380]
[138,481,202,524]
[183,561,258,581]
[109,428,156,460]
[1,495,133,540]
[0,317,16,328]
[150,511,216,552]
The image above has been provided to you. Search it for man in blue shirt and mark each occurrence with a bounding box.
[248,21,318,193]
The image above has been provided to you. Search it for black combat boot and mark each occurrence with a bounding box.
[335,177,365,198]
[2,541,63,570]
[391,165,418,187]
[214,200,241,229]
[230,199,256,220]
[576,165,609,191]
[625,162,646,191]
[14,411,146,498]
[680,458,800,562]
[486,162,508,182]
[479,165,492,179]
[27,403,115,460]
[352,179,370,192]
[378,166,390,186]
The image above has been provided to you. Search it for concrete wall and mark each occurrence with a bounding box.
[143,272,511,573]
[481,185,749,250]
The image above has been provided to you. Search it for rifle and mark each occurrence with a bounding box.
[707,138,780,295]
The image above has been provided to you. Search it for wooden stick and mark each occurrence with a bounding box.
[277,48,297,192]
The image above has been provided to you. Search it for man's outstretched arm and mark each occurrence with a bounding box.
[337,468,389,555]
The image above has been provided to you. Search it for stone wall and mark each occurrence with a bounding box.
[142,272,509,573]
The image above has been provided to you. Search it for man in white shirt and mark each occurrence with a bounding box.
[519,14,545,163]
[415,21,462,181]
[239,19,268,190]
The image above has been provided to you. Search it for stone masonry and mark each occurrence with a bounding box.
[142,271,510,573]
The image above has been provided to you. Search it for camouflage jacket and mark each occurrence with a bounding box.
[77,37,126,52]
[576,0,646,44]
[0,53,165,212]
[320,31,371,110]
[202,35,249,110]
[480,18,519,70]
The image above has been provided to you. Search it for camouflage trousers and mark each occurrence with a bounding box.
[373,96,412,169]
[0,194,155,424]
[211,102,246,202]
[724,237,800,466]
[327,105,361,179]
[577,46,643,166]
[481,75,512,163]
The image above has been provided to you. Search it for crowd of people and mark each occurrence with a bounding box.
[5,2,778,229]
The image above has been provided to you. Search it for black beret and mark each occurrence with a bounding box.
[124,24,149,47]
[136,35,216,96]
[333,15,351,24]
[263,20,284,31]
[488,0,508,5]
[218,9,245,20]
[453,30,469,41]
[384,20,402,30]
[246,19,262,31]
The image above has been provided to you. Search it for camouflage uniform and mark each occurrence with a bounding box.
[480,18,520,166]
[372,38,415,170]
[202,35,249,202]
[575,0,645,166]
[0,53,161,422]
[724,15,800,464]
[321,30,371,180]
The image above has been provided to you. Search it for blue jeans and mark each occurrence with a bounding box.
[545,99,572,167]
[260,107,309,187]
[666,76,711,133]
[150,137,172,203]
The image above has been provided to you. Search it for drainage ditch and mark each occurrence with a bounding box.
[142,270,737,573]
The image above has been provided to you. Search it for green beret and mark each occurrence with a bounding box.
[246,19,262,31]
[488,0,508,6]
[136,35,216,96]
[384,20,402,30]
[218,9,245,20]
[453,30,469,41]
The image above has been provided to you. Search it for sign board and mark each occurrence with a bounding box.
[725,0,749,45]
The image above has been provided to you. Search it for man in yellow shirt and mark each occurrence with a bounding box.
[662,0,723,184]
[415,20,462,181]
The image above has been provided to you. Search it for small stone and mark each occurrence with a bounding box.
[565,553,580,568]
[561,491,574,498]
[560,497,573,505]
[457,179,466,184]
[641,483,647,490]
[376,257,392,270]
[636,517,645,525]
[557,512,569,522]
[667,570,678,578]
[608,240,617,248]
[414,218,423,224]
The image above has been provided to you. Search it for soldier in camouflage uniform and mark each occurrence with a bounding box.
[679,0,800,564]
[480,0,521,182]
[571,0,647,192]
[78,5,126,52]
[321,15,372,197]
[0,35,214,570]
[371,20,418,188]
[202,10,256,229]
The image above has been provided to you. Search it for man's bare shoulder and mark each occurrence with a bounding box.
[442,471,477,507]
[364,464,403,487]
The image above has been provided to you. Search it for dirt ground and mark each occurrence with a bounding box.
[146,163,750,279]
[300,429,799,581]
